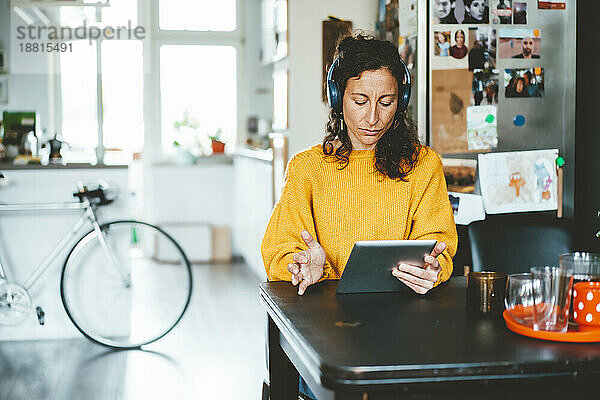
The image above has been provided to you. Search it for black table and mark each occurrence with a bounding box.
[260,278,600,400]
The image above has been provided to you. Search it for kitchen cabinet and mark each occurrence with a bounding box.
[147,157,235,262]
[233,151,273,280]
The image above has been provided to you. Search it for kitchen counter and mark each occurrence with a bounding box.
[0,162,128,170]
[152,153,234,167]
[234,147,273,163]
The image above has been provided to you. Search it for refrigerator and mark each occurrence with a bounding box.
[424,0,576,217]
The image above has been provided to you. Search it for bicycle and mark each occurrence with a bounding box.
[0,176,193,349]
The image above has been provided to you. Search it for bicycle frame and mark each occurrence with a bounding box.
[0,198,123,292]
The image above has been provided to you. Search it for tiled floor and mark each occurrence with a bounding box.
[0,262,267,400]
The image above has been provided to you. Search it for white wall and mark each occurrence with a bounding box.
[0,1,53,134]
[286,0,377,155]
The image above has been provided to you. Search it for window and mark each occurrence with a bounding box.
[160,46,237,151]
[59,0,138,27]
[157,0,240,153]
[58,0,240,160]
[159,0,236,31]
[60,41,98,161]
[101,41,144,153]
[58,0,143,162]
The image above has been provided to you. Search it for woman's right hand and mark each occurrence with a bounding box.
[287,230,326,295]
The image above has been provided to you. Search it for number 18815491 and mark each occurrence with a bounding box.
[19,43,73,53]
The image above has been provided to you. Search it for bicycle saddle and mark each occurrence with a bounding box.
[73,180,119,206]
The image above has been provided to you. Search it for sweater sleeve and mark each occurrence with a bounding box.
[407,152,458,287]
[261,153,333,282]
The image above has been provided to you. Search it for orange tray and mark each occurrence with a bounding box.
[503,309,600,343]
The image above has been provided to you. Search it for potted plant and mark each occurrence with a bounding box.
[171,140,197,165]
[172,111,212,162]
[209,128,226,154]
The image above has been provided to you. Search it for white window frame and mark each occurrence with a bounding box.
[54,20,145,163]
[143,0,245,162]
[53,0,244,163]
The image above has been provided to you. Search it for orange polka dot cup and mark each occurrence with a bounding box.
[573,282,600,326]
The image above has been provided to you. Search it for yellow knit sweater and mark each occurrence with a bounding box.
[261,144,458,286]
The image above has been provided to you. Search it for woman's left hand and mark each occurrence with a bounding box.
[391,242,446,295]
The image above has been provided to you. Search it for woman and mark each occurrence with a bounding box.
[463,0,489,23]
[434,0,458,24]
[261,34,457,297]
[523,71,540,97]
[436,32,450,57]
[450,29,467,59]
[514,77,529,97]
[506,77,528,98]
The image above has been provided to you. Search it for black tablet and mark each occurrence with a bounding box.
[336,240,437,294]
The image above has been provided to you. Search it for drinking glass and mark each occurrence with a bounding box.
[530,266,573,333]
[559,252,600,283]
[466,271,507,317]
[559,253,600,321]
[504,273,535,326]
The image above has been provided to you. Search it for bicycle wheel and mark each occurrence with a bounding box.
[61,220,192,348]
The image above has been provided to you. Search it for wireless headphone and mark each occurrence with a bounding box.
[326,55,411,114]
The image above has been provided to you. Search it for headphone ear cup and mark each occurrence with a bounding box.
[397,61,411,113]
[327,56,342,112]
[327,80,341,111]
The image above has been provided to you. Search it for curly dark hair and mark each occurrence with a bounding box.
[323,33,423,181]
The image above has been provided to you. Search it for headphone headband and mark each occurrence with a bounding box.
[326,55,411,114]
[326,57,341,112]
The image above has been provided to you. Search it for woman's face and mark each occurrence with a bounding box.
[468,0,485,20]
[342,68,398,150]
[516,79,524,93]
[438,33,446,43]
[435,0,452,18]
[456,31,465,47]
